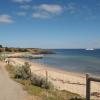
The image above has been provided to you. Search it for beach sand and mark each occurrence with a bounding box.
[8,58,100,99]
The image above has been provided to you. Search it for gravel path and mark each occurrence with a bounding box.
[0,62,29,100]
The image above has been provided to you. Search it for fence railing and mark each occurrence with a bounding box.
[86,74,100,100]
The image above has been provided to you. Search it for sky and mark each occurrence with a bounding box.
[0,0,100,48]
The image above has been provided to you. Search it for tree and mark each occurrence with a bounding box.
[0,45,2,48]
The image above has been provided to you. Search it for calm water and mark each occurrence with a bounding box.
[29,49,100,76]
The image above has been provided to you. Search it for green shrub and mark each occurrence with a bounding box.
[70,97,84,100]
[6,62,53,89]
[14,62,31,80]
[0,53,5,61]
[31,74,53,89]
[0,45,2,48]
[21,62,31,79]
[14,65,23,78]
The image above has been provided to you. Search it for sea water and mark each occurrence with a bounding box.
[29,49,100,76]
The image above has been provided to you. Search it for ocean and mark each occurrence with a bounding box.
[29,49,100,76]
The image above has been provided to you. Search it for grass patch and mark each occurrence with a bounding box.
[15,79,83,100]
[16,79,44,95]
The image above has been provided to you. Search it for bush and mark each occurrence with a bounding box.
[0,45,2,48]
[5,47,12,52]
[31,74,53,89]
[14,62,31,80]
[70,97,84,100]
[0,54,5,61]
[14,65,23,78]
[6,62,53,89]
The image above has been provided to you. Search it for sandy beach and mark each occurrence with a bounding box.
[8,58,100,99]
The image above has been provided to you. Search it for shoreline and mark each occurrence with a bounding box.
[8,58,100,99]
[18,58,86,77]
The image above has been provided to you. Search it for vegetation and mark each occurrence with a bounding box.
[13,62,31,80]
[31,73,53,89]
[0,45,2,48]
[0,53,5,61]
[31,49,54,54]
[0,44,55,54]
[6,62,53,89]
[70,97,84,100]
[5,62,84,100]
[0,47,54,54]
[15,79,83,100]
[0,48,5,52]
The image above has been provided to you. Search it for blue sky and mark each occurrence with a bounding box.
[0,0,100,48]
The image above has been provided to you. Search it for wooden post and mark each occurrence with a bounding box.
[45,70,48,98]
[86,74,91,100]
[46,70,48,86]
[29,67,31,82]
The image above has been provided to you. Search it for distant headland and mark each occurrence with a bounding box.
[0,45,54,54]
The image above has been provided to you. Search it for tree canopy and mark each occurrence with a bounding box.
[0,45,2,48]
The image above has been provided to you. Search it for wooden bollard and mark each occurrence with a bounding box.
[86,74,91,100]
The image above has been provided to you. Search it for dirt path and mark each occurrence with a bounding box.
[0,62,30,100]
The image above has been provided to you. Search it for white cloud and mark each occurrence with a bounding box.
[13,0,32,3]
[0,15,13,24]
[16,12,27,16]
[20,5,30,10]
[32,12,49,19]
[34,4,63,14]
[32,4,63,19]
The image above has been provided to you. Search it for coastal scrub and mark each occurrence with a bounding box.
[5,62,84,100]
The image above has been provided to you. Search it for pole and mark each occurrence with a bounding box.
[86,74,91,100]
[45,70,48,98]
[46,70,48,87]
